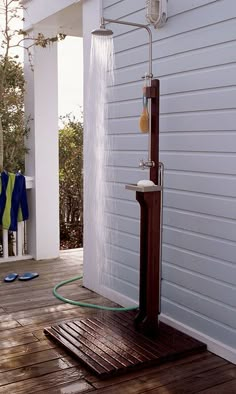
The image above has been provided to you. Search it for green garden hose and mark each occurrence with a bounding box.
[53,275,138,311]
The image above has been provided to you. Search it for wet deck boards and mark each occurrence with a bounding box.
[0,252,235,393]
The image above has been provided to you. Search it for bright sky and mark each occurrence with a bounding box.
[58,37,83,121]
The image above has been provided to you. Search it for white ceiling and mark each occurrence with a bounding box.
[37,2,83,37]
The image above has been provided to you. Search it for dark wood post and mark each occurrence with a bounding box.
[134,79,161,337]
[134,192,148,327]
[147,78,160,184]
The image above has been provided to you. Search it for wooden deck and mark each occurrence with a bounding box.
[0,249,235,393]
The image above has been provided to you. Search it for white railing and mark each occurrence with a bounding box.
[0,176,33,263]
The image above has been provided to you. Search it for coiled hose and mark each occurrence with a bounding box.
[53,275,138,311]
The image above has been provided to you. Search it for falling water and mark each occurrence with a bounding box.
[85,35,115,285]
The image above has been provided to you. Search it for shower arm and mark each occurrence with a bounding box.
[101,17,153,79]
[101,17,154,167]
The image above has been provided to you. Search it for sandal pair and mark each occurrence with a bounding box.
[4,272,39,282]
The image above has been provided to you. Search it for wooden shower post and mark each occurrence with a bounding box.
[134,79,161,337]
[148,79,160,185]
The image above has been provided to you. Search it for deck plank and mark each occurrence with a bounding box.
[0,332,39,349]
[0,339,56,361]
[0,358,69,387]
[36,380,95,394]
[0,349,65,373]
[198,378,236,393]
[0,368,92,394]
[145,364,236,393]
[93,353,228,393]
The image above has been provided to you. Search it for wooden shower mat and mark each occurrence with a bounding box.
[44,311,206,378]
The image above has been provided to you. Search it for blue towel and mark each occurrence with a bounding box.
[0,172,29,231]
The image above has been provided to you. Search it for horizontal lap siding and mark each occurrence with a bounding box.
[103,0,236,348]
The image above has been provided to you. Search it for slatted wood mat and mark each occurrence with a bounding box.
[44,312,206,378]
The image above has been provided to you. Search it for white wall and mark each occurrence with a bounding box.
[83,0,102,293]
[85,0,236,362]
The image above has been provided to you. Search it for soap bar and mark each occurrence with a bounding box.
[137,180,155,187]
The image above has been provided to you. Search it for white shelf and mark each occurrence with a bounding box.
[125,184,162,193]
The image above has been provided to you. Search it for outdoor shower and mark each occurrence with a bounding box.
[92,16,163,336]
[44,11,206,378]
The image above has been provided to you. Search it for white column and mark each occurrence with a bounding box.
[83,0,102,292]
[24,35,59,260]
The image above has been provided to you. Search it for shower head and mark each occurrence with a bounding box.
[91,25,113,37]
[93,17,153,78]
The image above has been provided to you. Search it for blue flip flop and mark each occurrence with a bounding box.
[18,272,39,281]
[4,273,18,282]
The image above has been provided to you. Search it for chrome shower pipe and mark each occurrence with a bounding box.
[101,17,153,164]
[101,17,153,79]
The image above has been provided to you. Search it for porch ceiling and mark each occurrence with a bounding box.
[36,2,83,37]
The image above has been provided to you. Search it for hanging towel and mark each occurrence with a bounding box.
[0,172,29,231]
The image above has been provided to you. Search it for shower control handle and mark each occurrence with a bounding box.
[139,159,155,170]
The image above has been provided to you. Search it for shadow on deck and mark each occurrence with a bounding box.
[0,249,235,393]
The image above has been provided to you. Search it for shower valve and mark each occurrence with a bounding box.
[139,159,155,169]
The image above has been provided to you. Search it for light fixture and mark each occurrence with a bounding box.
[146,0,168,28]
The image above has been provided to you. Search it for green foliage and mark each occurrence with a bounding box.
[0,57,29,172]
[59,115,83,249]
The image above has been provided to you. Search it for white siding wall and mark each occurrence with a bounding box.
[103,0,236,355]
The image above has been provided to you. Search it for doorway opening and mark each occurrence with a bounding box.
[58,36,84,251]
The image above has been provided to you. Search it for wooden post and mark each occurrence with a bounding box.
[134,79,161,337]
[134,193,148,327]
[146,79,160,184]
